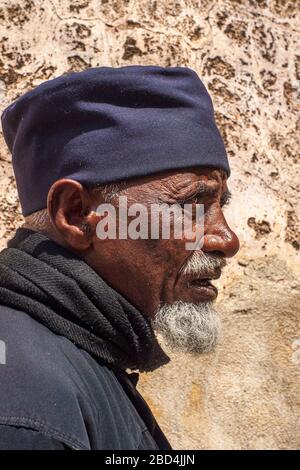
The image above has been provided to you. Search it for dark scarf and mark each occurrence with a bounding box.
[0,227,169,372]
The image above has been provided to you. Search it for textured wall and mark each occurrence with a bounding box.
[0,0,299,450]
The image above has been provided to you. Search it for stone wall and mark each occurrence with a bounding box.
[0,0,299,449]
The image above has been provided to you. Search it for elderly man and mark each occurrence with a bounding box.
[0,66,239,450]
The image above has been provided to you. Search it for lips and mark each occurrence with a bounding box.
[189,278,218,299]
[186,268,222,300]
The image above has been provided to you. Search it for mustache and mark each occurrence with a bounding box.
[179,251,227,277]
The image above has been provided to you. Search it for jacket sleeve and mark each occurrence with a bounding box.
[0,424,69,450]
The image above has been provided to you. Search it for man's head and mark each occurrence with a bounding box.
[23,165,239,354]
[1,65,239,355]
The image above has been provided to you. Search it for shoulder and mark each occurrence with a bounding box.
[0,305,94,449]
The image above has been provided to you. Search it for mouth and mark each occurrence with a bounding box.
[186,268,222,301]
[188,278,218,300]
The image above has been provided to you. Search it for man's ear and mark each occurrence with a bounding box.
[47,178,96,251]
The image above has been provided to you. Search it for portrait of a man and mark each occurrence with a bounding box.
[0,0,298,453]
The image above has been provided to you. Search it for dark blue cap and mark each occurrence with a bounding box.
[1,65,230,216]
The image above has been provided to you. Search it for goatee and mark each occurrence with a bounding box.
[151,301,220,355]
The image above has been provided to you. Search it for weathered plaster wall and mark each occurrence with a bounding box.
[0,0,299,449]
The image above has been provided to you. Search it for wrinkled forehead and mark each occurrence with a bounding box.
[123,167,228,195]
[159,167,227,187]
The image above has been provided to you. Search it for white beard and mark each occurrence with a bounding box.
[151,301,220,355]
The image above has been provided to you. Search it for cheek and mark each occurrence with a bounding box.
[146,238,190,277]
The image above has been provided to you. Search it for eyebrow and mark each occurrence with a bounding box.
[159,181,232,206]
[181,182,220,200]
[178,186,232,206]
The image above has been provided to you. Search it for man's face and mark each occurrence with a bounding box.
[86,167,239,320]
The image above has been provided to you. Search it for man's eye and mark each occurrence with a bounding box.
[221,192,232,207]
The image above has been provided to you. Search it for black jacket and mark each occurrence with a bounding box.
[0,305,170,450]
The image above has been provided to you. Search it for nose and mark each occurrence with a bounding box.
[202,213,240,258]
